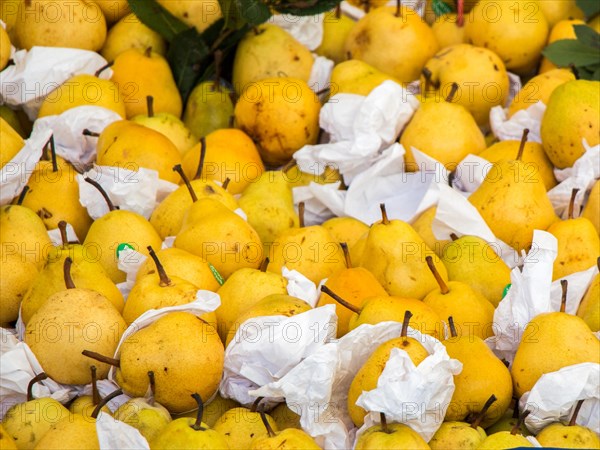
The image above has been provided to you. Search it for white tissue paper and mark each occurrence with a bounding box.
[521,363,600,435]
[282,267,320,307]
[432,183,521,268]
[309,55,334,96]
[549,265,599,314]
[487,230,557,364]
[451,154,492,193]
[77,166,178,220]
[548,141,600,218]
[0,47,112,120]
[489,101,545,143]
[0,128,52,205]
[47,223,79,246]
[355,332,462,443]
[270,13,325,51]
[115,247,148,299]
[96,411,150,450]
[32,106,123,170]
[220,305,337,408]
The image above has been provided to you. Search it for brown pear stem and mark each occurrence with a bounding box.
[191,393,206,431]
[146,96,154,118]
[259,408,276,438]
[27,373,48,401]
[569,64,580,80]
[568,188,579,220]
[82,350,120,368]
[222,178,231,191]
[84,178,117,211]
[446,83,459,103]
[597,256,600,272]
[90,365,100,405]
[380,412,390,434]
[298,202,305,228]
[401,310,413,338]
[516,129,529,161]
[147,246,171,287]
[457,0,465,27]
[173,164,198,202]
[320,285,361,314]
[470,394,497,429]
[16,186,29,205]
[569,399,585,426]
[335,3,341,18]
[251,396,264,413]
[395,0,401,17]
[560,279,568,313]
[259,257,270,272]
[340,242,352,269]
[82,129,101,137]
[147,371,156,406]
[448,316,458,338]
[94,61,114,78]
[449,233,459,241]
[194,137,207,180]
[511,409,531,435]
[380,203,390,225]
[280,159,297,174]
[426,256,449,294]
[58,220,69,246]
[144,47,152,58]
[422,67,433,92]
[46,135,58,173]
[64,257,76,289]
[91,388,122,419]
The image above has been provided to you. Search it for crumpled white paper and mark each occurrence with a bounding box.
[490,101,545,143]
[450,154,491,193]
[0,47,112,120]
[115,247,148,299]
[486,230,557,363]
[47,224,79,246]
[96,411,150,450]
[283,267,320,307]
[309,55,334,97]
[548,141,600,219]
[220,305,337,408]
[77,166,178,220]
[294,80,419,185]
[270,13,325,51]
[521,363,600,435]
[32,106,123,170]
[355,334,462,442]
[0,128,52,205]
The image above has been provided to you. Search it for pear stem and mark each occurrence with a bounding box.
[470,394,497,429]
[84,178,117,211]
[457,0,464,27]
[280,159,297,174]
[173,164,198,202]
[194,137,207,180]
[569,399,584,426]
[64,257,76,289]
[260,408,276,438]
[422,67,433,92]
[82,129,101,138]
[395,0,401,17]
[380,203,390,225]
[446,83,459,103]
[516,129,529,161]
[58,221,69,246]
[91,388,122,419]
[27,373,48,401]
[320,285,361,314]
[426,255,449,294]
[146,96,154,118]
[46,135,58,173]
[16,186,29,205]
[259,257,270,272]
[567,188,579,220]
[449,233,459,241]
[511,409,531,435]
[560,279,568,313]
[335,3,341,18]
[90,365,100,405]
[82,350,120,368]
[147,246,171,287]
[448,316,458,338]
[340,242,352,269]
[144,47,152,58]
[190,393,206,431]
[298,202,305,228]
[222,178,231,191]
[380,412,390,434]
[251,396,264,413]
[147,371,156,406]
[401,310,413,338]
[94,61,114,78]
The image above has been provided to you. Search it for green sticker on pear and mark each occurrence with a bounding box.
[209,263,224,286]
[116,243,135,258]
[502,283,512,299]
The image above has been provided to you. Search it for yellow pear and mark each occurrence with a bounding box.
[32,413,99,449]
[322,216,369,249]
[536,401,600,449]
[114,312,224,413]
[577,259,599,331]
[232,24,313,95]
[249,412,320,450]
[508,69,575,117]
[469,130,558,252]
[538,0,584,28]
[234,77,321,166]
[589,14,600,33]
[96,120,182,183]
[541,80,600,169]
[478,431,533,449]
[465,0,549,74]
[156,0,221,33]
[0,255,38,324]
[411,206,451,257]
[0,425,17,450]
[101,13,167,62]
[0,25,10,71]
[14,0,106,51]
[359,205,449,299]
[0,0,19,40]
[345,5,439,83]
[330,59,404,97]
[348,311,430,427]
[270,403,301,430]
[539,20,586,73]
[198,393,240,428]
[213,402,279,450]
[0,117,24,169]
[355,417,430,450]
[582,181,600,234]
[111,48,182,118]
[428,420,487,450]
[282,162,341,188]
[92,0,130,24]
[431,13,466,49]
[316,9,355,64]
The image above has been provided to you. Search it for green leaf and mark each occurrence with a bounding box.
[272,0,342,16]
[577,0,600,18]
[167,28,211,101]
[574,24,600,49]
[542,39,600,67]
[432,0,455,16]
[592,65,600,81]
[127,0,188,42]
[220,0,270,27]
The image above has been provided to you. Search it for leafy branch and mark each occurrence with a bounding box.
[543,25,600,81]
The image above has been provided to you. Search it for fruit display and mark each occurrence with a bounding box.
[0,0,599,449]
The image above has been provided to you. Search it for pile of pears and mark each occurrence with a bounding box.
[1,0,600,448]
